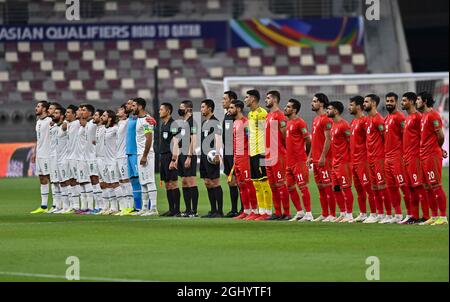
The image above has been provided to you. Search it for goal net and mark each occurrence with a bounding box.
[202,72,449,166]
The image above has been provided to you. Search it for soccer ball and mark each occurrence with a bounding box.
[207,150,219,165]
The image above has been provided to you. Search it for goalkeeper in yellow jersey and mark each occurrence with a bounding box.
[243,89,273,220]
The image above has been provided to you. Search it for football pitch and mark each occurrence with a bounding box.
[0,170,448,282]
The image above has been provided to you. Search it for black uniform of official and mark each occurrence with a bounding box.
[177,115,198,177]
[200,115,222,179]
[159,117,178,182]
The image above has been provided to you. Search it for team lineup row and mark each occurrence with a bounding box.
[30,90,448,225]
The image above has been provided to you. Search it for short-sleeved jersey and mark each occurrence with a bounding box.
[35,116,52,158]
[117,119,128,159]
[136,115,155,155]
[56,124,69,161]
[384,111,405,160]
[95,124,106,158]
[311,114,333,162]
[233,117,249,159]
[223,111,235,156]
[286,117,310,164]
[265,110,287,159]
[201,115,222,153]
[49,123,58,158]
[248,107,267,156]
[366,113,385,162]
[104,125,118,162]
[330,119,351,165]
[67,120,81,160]
[350,116,368,164]
[403,112,422,163]
[159,117,179,154]
[177,115,197,154]
[84,119,97,161]
[420,109,443,159]
[126,116,138,155]
[74,124,86,161]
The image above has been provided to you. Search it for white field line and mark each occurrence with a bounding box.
[0,271,158,282]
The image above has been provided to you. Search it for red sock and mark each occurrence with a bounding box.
[433,186,447,217]
[416,186,430,219]
[318,187,329,217]
[375,189,384,215]
[300,187,311,212]
[355,184,366,213]
[239,183,250,210]
[387,187,400,215]
[278,185,290,216]
[409,187,420,219]
[365,184,377,214]
[343,187,354,214]
[400,185,412,216]
[427,189,439,217]
[288,186,302,211]
[271,185,282,216]
[246,181,258,210]
[381,188,392,215]
[324,185,335,216]
[333,190,346,213]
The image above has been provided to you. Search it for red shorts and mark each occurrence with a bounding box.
[312,160,332,185]
[234,157,251,183]
[368,159,386,188]
[331,162,352,189]
[352,161,371,187]
[266,155,286,185]
[286,161,309,188]
[404,158,423,187]
[421,155,442,186]
[385,158,407,187]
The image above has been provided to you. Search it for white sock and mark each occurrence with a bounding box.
[259,208,266,215]
[141,186,149,210]
[265,209,272,215]
[101,189,110,209]
[51,183,61,208]
[40,184,49,207]
[83,183,94,210]
[70,185,80,209]
[297,210,305,216]
[60,186,69,210]
[108,188,118,211]
[113,186,123,210]
[79,185,87,210]
[93,183,103,210]
[121,182,134,208]
[149,190,157,210]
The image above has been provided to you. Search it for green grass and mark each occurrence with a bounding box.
[0,169,448,282]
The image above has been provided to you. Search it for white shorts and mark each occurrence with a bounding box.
[116,157,129,181]
[97,159,108,183]
[105,162,119,184]
[69,160,78,180]
[36,157,50,176]
[87,159,99,177]
[49,156,59,183]
[77,160,90,183]
[58,160,70,182]
[138,153,155,185]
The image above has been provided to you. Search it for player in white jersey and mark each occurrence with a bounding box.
[30,101,52,214]
[92,109,108,214]
[131,98,158,216]
[98,110,124,215]
[60,105,81,214]
[115,104,134,215]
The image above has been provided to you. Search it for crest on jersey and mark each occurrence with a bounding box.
[433,120,439,127]
[225,122,231,130]
[163,132,168,139]
[181,129,186,136]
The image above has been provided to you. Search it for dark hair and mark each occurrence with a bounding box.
[365,94,380,107]
[201,99,215,112]
[95,109,105,116]
[181,100,193,109]
[231,99,244,111]
[314,93,329,107]
[329,101,344,115]
[288,98,301,114]
[66,104,78,114]
[349,95,364,110]
[224,90,238,101]
[80,103,95,115]
[161,102,173,114]
[418,91,435,107]
[133,97,146,109]
[246,89,260,101]
[106,110,117,126]
[267,90,281,103]
[402,92,417,103]
[49,102,62,109]
[37,100,50,110]
[55,107,66,117]
[385,92,398,101]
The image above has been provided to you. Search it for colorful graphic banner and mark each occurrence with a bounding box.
[0,143,35,178]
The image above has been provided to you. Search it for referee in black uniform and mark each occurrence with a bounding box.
[222,91,241,217]
[158,103,181,217]
[200,99,224,218]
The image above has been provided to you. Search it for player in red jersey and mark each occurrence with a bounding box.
[284,99,313,222]
[400,92,430,224]
[307,93,335,222]
[362,94,391,224]
[383,92,411,224]
[348,96,377,222]
[326,101,354,223]
[264,90,291,220]
[227,100,259,220]
[416,92,448,225]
